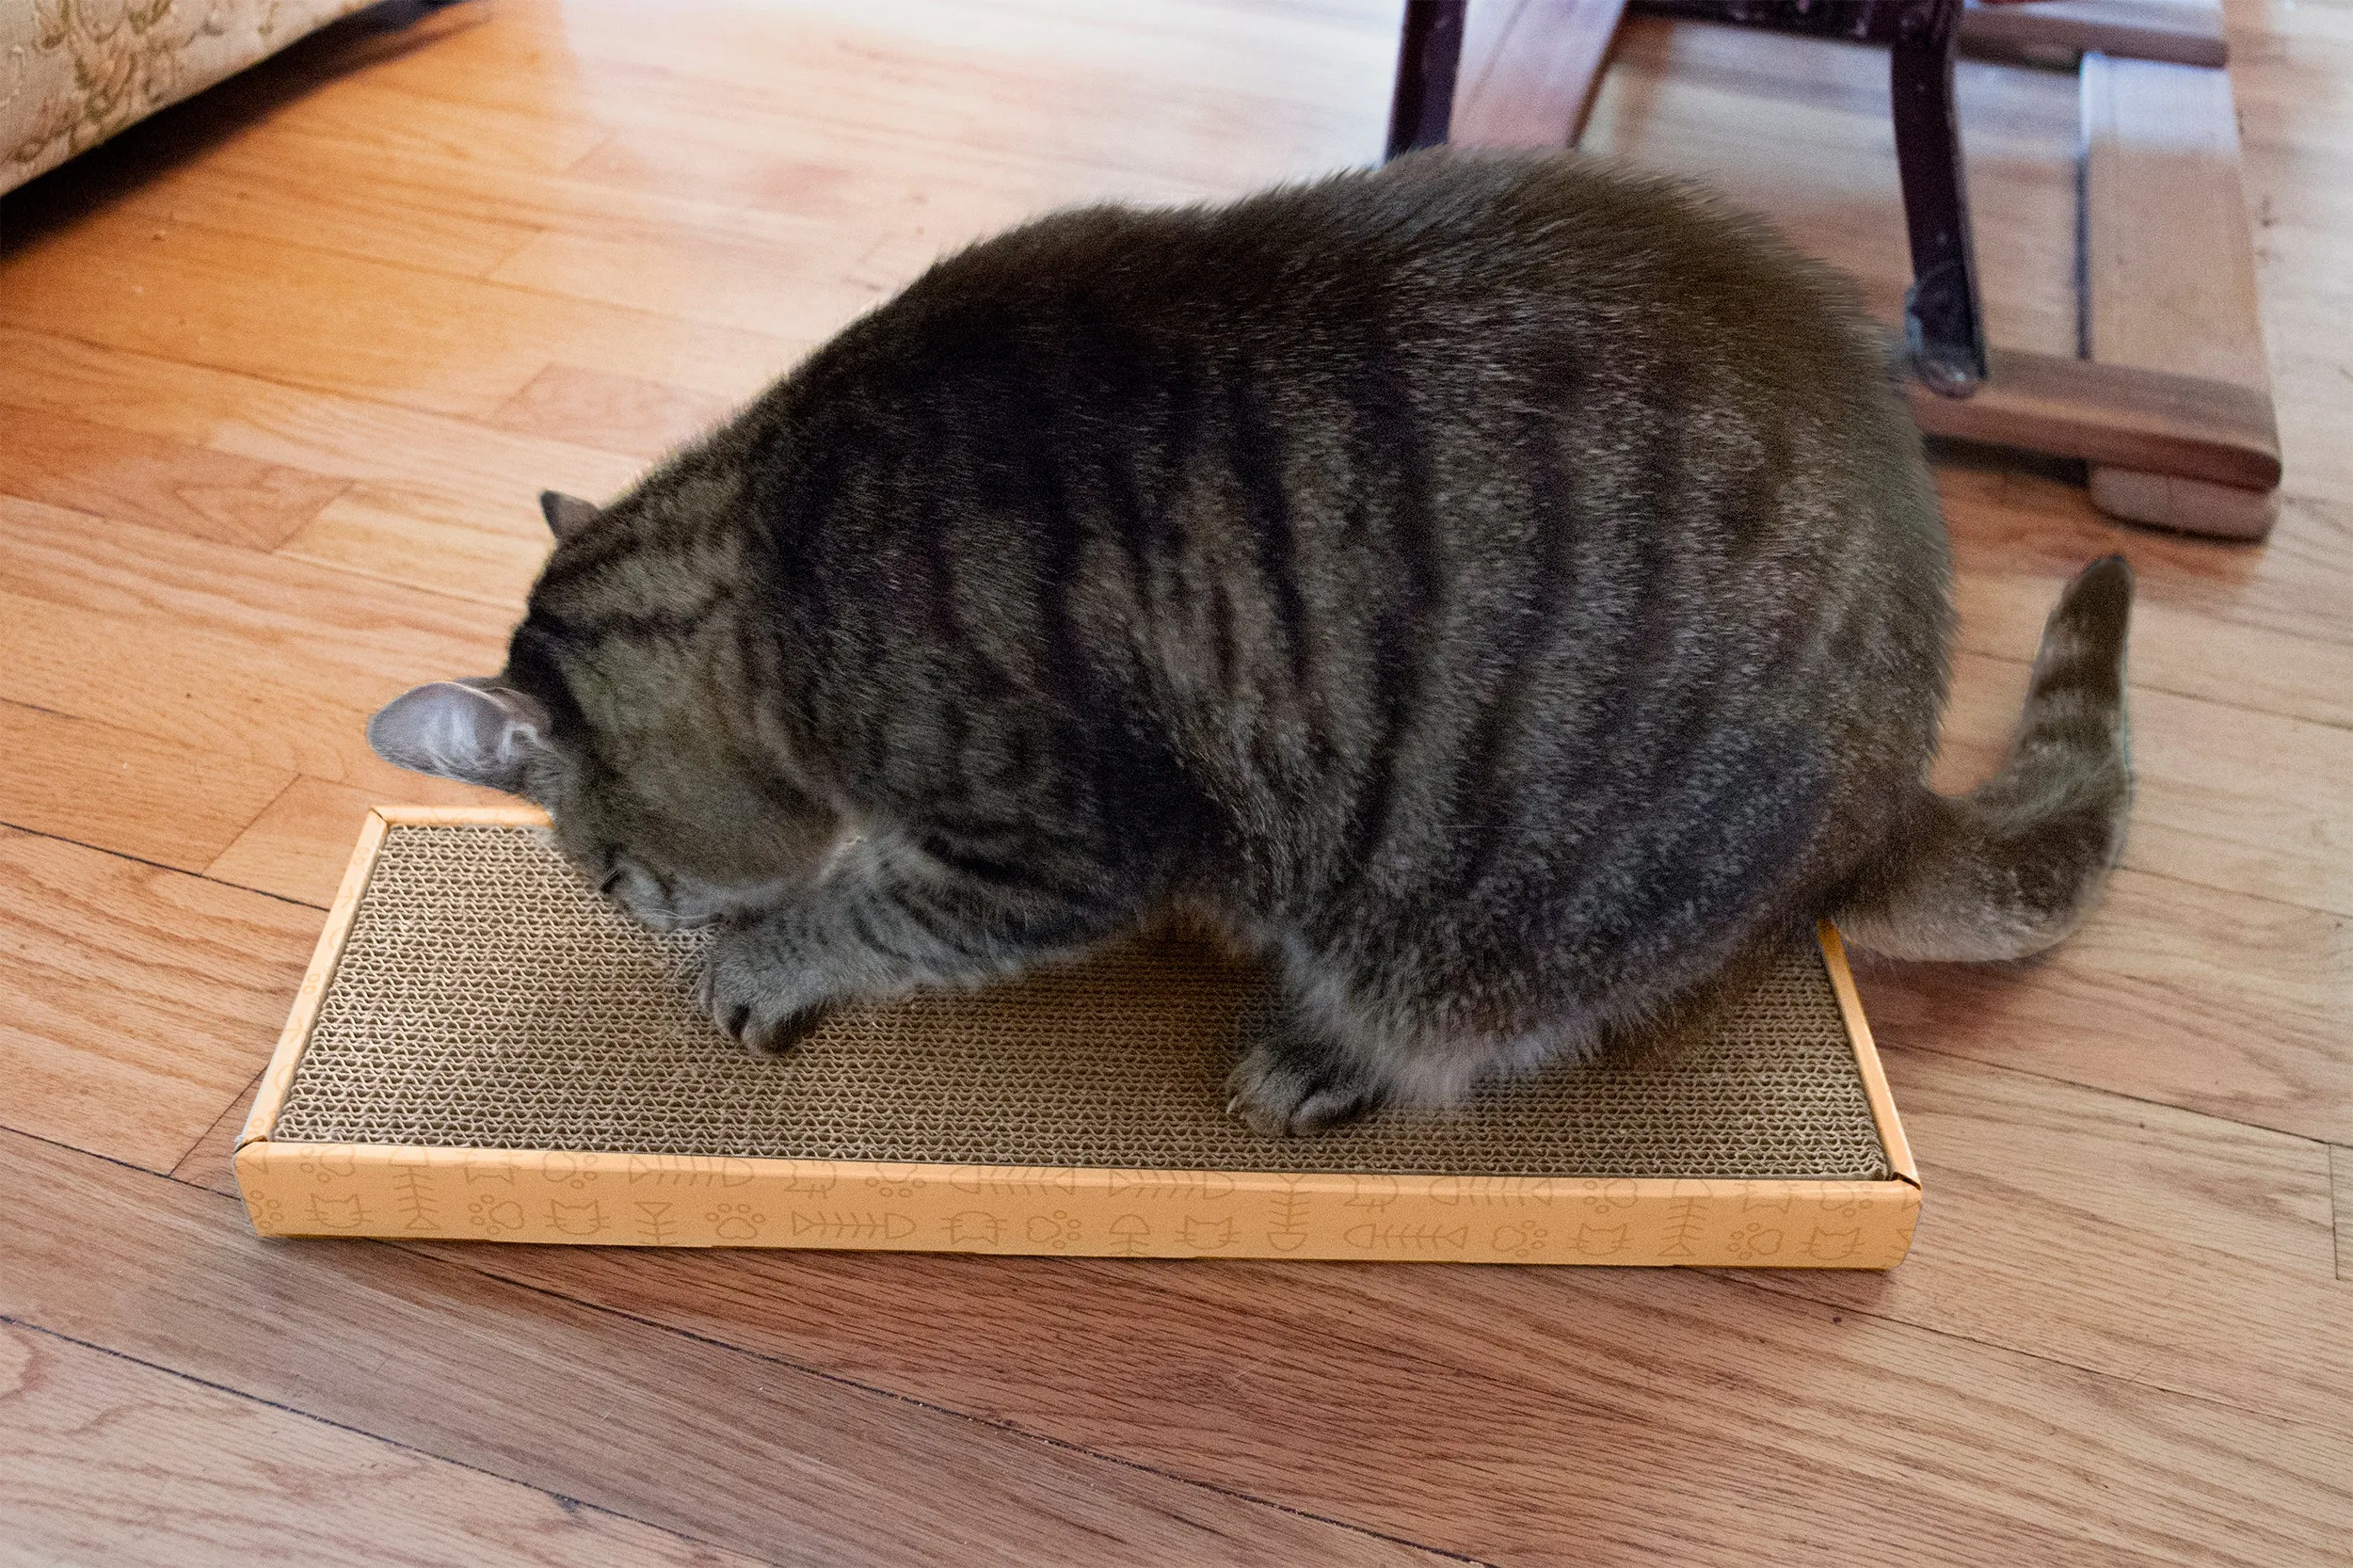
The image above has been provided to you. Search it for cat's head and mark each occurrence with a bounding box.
[365,489,844,931]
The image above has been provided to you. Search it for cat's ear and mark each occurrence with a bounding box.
[539,490,600,540]
[367,680,553,793]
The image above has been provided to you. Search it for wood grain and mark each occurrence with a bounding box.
[275,482,554,611]
[0,700,293,874]
[1746,1049,2353,1430]
[204,777,394,909]
[1934,648,2353,917]
[0,405,349,551]
[1905,350,2281,492]
[1854,869,2353,1145]
[1456,0,1627,149]
[1950,565,2353,733]
[487,364,738,460]
[0,327,642,511]
[2082,52,2278,533]
[409,1217,2353,1567]
[0,495,518,798]
[0,1132,1457,1568]
[0,1320,776,1568]
[3,0,2350,1560]
[0,832,316,1172]
[0,206,796,418]
[2334,1147,2350,1284]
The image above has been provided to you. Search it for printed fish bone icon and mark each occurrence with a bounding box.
[1108,1214,1151,1255]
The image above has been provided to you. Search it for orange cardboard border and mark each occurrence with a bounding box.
[237,809,1919,1267]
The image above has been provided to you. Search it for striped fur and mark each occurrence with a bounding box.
[371,150,2132,1132]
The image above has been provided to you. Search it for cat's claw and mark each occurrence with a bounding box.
[696,942,829,1056]
[1225,1041,1381,1136]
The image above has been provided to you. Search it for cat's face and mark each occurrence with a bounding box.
[365,492,846,932]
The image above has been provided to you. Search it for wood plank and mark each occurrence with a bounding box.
[395,0,1398,190]
[275,482,553,611]
[0,207,797,418]
[1951,566,2353,733]
[0,327,643,507]
[487,364,738,460]
[401,1208,2353,1564]
[1878,1050,2340,1281]
[1905,349,2281,492]
[203,777,392,909]
[1854,868,2353,1145]
[1745,1050,2353,1430]
[1961,0,2228,69]
[1455,0,1628,150]
[0,1132,1459,1568]
[0,700,293,873]
[0,831,315,1172]
[170,1078,259,1198]
[1934,649,2353,918]
[484,228,897,342]
[1934,460,2353,664]
[0,405,349,552]
[105,136,543,280]
[2083,53,2278,535]
[0,1321,779,1568]
[0,496,520,799]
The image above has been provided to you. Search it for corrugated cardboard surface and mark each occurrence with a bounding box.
[237,809,1919,1266]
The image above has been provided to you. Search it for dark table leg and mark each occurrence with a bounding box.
[1388,0,1469,159]
[1890,0,1987,393]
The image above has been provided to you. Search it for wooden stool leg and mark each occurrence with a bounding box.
[1889,0,1990,393]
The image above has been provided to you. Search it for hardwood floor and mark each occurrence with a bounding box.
[2,1,2346,1562]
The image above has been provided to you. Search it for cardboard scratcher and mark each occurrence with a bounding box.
[235,808,1920,1267]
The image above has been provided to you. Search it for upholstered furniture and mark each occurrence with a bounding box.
[2,0,376,197]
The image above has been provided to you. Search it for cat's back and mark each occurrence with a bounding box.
[825,150,1891,415]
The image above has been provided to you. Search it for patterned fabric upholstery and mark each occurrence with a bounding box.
[2,0,374,196]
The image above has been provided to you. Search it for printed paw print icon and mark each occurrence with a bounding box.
[707,1202,766,1240]
[1492,1220,1548,1258]
[1728,1222,1785,1261]
[469,1195,526,1236]
[1025,1209,1080,1249]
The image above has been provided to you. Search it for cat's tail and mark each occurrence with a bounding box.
[1834,554,2133,963]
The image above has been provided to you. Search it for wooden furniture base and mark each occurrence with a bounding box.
[1388,0,2281,537]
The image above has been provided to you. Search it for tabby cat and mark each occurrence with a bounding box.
[370,150,2132,1134]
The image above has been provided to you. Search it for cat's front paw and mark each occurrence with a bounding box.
[1225,1034,1382,1137]
[696,929,831,1056]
